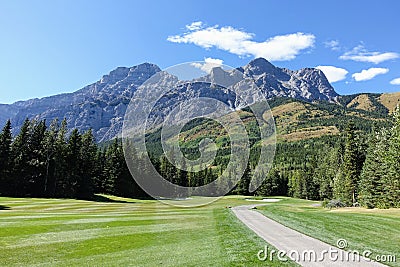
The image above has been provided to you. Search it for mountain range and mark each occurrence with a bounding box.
[1,58,399,142]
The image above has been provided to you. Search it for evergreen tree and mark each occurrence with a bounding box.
[123,139,148,198]
[358,129,388,208]
[233,162,251,195]
[64,128,82,198]
[304,155,319,200]
[28,120,47,197]
[0,120,12,195]
[110,139,128,197]
[314,147,341,200]
[334,121,364,205]
[289,170,307,198]
[92,148,106,193]
[11,119,31,196]
[102,138,140,198]
[53,119,68,197]
[257,168,278,196]
[383,107,400,208]
[42,119,59,196]
[333,168,348,202]
[77,129,96,199]
[103,139,120,194]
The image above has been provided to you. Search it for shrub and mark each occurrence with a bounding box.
[324,199,347,209]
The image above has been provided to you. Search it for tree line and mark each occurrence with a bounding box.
[0,110,399,208]
[0,118,146,199]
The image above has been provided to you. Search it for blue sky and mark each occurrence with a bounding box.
[1,0,400,103]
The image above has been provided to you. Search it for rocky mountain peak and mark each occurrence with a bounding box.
[294,67,327,80]
[99,63,161,85]
[1,59,339,141]
[100,67,130,84]
[243,57,276,75]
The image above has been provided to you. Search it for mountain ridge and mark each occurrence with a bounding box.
[1,58,395,142]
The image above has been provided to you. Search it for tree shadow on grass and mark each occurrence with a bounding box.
[0,205,11,210]
[89,195,134,203]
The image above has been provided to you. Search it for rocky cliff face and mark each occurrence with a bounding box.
[5,63,160,141]
[239,58,337,101]
[1,58,338,141]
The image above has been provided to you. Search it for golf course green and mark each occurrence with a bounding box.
[1,196,398,266]
[0,196,295,266]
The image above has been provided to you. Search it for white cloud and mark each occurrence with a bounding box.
[352,67,389,81]
[340,45,399,64]
[167,22,315,61]
[191,57,224,73]
[315,65,348,83]
[186,21,203,31]
[324,40,340,51]
[390,78,400,85]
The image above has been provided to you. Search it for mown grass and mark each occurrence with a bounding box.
[256,197,400,267]
[0,195,296,267]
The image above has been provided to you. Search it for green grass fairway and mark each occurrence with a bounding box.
[0,196,296,267]
[256,197,400,267]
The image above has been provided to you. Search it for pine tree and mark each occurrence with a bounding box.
[92,148,106,193]
[11,119,31,196]
[102,139,148,198]
[383,107,400,208]
[0,120,12,195]
[110,139,126,196]
[28,120,47,197]
[289,170,307,199]
[77,129,96,199]
[64,128,82,198]
[314,147,341,200]
[123,140,147,198]
[257,168,277,196]
[42,119,59,196]
[333,168,348,203]
[103,139,120,194]
[358,129,388,208]
[334,121,364,205]
[53,119,68,197]
[234,163,251,195]
[304,156,319,200]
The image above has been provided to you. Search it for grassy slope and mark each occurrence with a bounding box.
[270,101,340,142]
[176,97,389,146]
[339,92,400,114]
[379,92,400,113]
[0,196,296,267]
[256,197,400,267]
[346,94,377,111]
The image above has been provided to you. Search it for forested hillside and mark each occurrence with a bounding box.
[0,97,398,208]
